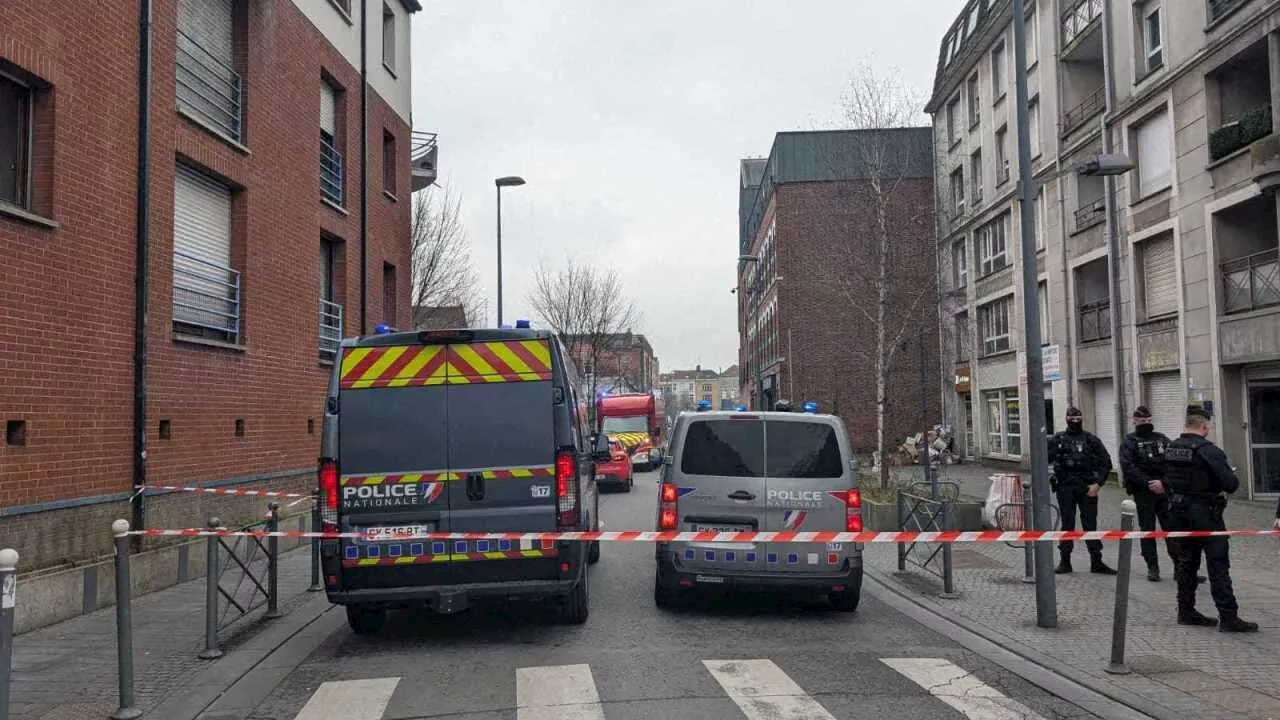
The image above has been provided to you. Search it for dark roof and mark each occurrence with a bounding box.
[926,0,1008,112]
[400,0,424,12]
[414,305,469,330]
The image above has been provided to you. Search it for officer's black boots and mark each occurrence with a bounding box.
[1219,614,1260,633]
[1054,550,1072,574]
[1147,560,1160,582]
[1178,608,1218,626]
[1089,554,1117,575]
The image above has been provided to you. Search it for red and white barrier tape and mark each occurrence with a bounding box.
[123,528,1280,543]
[138,485,311,499]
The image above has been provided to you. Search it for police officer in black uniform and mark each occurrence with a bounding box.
[1119,406,1175,581]
[1048,406,1116,575]
[1163,406,1258,632]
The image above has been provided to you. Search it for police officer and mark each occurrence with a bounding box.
[1163,407,1258,632]
[1048,406,1116,575]
[1119,406,1175,581]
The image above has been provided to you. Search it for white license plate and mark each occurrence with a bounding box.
[363,525,433,541]
[695,574,724,584]
[691,524,752,533]
[595,475,606,481]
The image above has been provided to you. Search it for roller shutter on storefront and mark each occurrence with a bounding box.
[1141,235,1178,319]
[1093,379,1117,463]
[1142,372,1183,440]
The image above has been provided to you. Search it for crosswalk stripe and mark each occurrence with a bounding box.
[516,663,606,720]
[292,677,400,720]
[881,658,1046,720]
[703,659,837,720]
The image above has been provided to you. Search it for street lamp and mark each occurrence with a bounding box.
[494,175,526,327]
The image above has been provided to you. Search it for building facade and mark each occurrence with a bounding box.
[737,130,940,453]
[930,0,1279,499]
[564,332,659,394]
[0,0,431,570]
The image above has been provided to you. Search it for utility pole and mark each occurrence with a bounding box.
[1011,0,1057,628]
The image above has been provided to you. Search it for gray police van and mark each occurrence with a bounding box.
[318,325,604,632]
[653,409,863,611]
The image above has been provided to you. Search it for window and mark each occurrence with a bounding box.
[984,391,1004,455]
[0,71,32,209]
[1024,9,1038,67]
[1029,98,1042,159]
[680,418,764,477]
[953,240,968,288]
[977,213,1009,276]
[1038,281,1050,344]
[1004,392,1022,457]
[1035,189,1046,251]
[382,3,397,72]
[176,0,243,141]
[991,41,1007,100]
[967,74,981,127]
[766,422,842,478]
[1139,233,1178,319]
[947,96,961,146]
[702,383,713,393]
[382,129,396,195]
[956,311,971,361]
[979,295,1012,355]
[950,167,966,215]
[320,236,343,359]
[970,150,983,203]
[984,388,1022,457]
[995,126,1010,184]
[1140,3,1163,75]
[1134,108,1172,198]
[173,164,239,344]
[320,79,343,205]
[382,261,397,326]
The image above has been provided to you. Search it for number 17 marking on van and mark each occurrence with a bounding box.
[531,484,551,498]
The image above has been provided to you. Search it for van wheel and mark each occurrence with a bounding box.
[346,605,386,634]
[558,575,589,624]
[829,589,860,612]
[653,574,681,609]
[624,474,634,492]
[587,540,601,564]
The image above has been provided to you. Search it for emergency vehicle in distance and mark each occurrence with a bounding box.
[596,392,663,471]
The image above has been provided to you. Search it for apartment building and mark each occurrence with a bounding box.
[0,0,433,569]
[658,366,723,416]
[930,0,1279,500]
[737,130,940,453]
[564,332,659,394]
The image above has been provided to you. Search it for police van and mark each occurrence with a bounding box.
[653,406,863,611]
[318,323,605,632]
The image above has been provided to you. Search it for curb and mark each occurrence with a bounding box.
[865,567,1189,720]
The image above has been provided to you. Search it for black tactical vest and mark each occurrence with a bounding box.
[1163,435,1214,497]
[1054,432,1089,472]
[1134,433,1167,474]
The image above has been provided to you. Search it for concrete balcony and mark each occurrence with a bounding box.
[410,131,439,192]
[1250,132,1280,193]
[1219,248,1280,364]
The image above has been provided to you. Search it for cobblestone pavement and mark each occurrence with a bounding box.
[865,462,1280,720]
[7,544,320,720]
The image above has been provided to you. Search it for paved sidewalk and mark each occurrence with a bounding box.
[7,544,321,720]
[866,462,1280,720]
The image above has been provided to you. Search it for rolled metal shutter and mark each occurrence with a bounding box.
[174,165,233,333]
[321,81,337,135]
[178,0,234,65]
[1143,372,1184,439]
[1093,379,1117,463]
[1142,235,1177,318]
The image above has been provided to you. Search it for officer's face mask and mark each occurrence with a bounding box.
[1136,422,1153,432]
[1066,416,1083,430]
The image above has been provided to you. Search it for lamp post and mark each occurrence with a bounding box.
[494,175,526,327]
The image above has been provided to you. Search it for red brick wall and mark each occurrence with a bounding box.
[773,180,940,454]
[0,0,413,566]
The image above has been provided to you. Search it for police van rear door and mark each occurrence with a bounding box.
[336,342,453,579]
[761,415,852,574]
[443,338,560,582]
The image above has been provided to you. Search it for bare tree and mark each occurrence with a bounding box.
[527,259,640,421]
[831,62,937,488]
[410,186,483,328]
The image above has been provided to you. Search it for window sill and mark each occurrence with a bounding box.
[979,349,1016,361]
[0,202,59,229]
[976,264,1011,282]
[383,62,398,79]
[173,334,247,353]
[326,0,354,24]
[1076,337,1113,347]
[1206,145,1250,171]
[994,93,1007,108]
[177,108,251,155]
[1134,65,1164,89]
[319,357,336,367]
[949,139,963,152]
[383,189,398,202]
[322,197,350,216]
[1130,186,1171,208]
[1205,3,1247,32]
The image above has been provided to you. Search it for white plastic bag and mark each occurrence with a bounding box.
[982,473,1024,528]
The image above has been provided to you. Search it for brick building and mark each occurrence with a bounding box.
[563,332,659,394]
[0,0,431,570]
[737,130,940,453]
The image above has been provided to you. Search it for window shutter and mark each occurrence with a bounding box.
[321,82,337,135]
[1136,109,1171,196]
[178,0,234,66]
[1142,235,1177,318]
[1143,372,1184,440]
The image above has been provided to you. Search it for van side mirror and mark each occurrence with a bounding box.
[591,433,611,461]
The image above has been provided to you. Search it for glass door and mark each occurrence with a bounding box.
[1248,383,1280,495]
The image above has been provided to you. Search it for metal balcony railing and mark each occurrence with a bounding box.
[1062,87,1105,134]
[411,131,437,165]
[1061,0,1103,46]
[320,134,344,205]
[173,251,241,344]
[1074,198,1105,230]
[176,30,243,141]
[1209,0,1247,23]
[410,131,438,191]
[1222,248,1280,314]
[319,299,344,360]
[1077,298,1111,342]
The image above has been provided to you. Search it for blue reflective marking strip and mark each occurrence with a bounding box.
[499,539,512,551]
[677,486,697,497]
[767,553,778,564]
[454,541,467,554]
[410,543,424,556]
[725,551,736,562]
[684,548,695,560]
[432,542,446,555]
[477,540,490,552]
[787,553,799,565]
[367,545,380,558]
[746,552,757,562]
[704,550,716,561]
[388,544,403,557]
[344,546,359,560]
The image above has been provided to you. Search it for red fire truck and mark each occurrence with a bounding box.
[596,393,663,471]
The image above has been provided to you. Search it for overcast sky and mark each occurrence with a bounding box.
[409,1,962,374]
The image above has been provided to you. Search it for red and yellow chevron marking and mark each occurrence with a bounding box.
[446,340,552,384]
[609,432,651,451]
[478,465,555,480]
[339,345,447,389]
[343,548,559,568]
[340,471,459,485]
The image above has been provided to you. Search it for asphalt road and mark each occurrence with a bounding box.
[240,471,1101,720]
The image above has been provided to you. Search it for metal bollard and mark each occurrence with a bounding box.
[896,491,907,572]
[939,500,958,599]
[110,521,143,720]
[199,517,222,660]
[1021,476,1035,584]
[1105,499,1137,675]
[308,491,322,592]
[0,548,18,720]
[265,502,281,619]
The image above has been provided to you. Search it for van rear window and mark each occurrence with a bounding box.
[766,421,842,478]
[679,419,763,477]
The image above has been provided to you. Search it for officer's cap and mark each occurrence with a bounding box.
[1065,406,1083,418]
[1186,405,1212,421]
[1133,405,1152,420]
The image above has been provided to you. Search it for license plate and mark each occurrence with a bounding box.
[595,475,606,481]
[695,574,724,584]
[691,524,752,533]
[362,525,434,542]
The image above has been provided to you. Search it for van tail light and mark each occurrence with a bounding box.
[319,459,339,532]
[555,450,578,527]
[659,482,679,530]
[845,488,862,533]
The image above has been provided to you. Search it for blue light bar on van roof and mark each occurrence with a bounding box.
[515,319,531,329]
[802,401,819,414]
[373,323,396,334]
[697,399,712,411]
[734,404,747,412]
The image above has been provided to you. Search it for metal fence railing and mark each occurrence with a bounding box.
[176,30,243,141]
[320,135,344,205]
[897,480,958,596]
[1061,0,1103,46]
[319,299,343,360]
[1074,198,1105,231]
[173,251,241,344]
[1222,247,1280,314]
[1078,298,1111,343]
[1062,87,1105,135]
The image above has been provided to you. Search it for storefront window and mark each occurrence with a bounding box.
[984,391,1003,455]
[1006,395,1022,457]
[984,388,1021,458]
